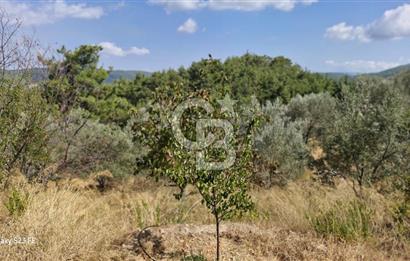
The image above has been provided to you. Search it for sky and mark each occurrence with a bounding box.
[2,0,410,73]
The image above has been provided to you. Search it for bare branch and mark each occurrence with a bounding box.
[0,8,40,88]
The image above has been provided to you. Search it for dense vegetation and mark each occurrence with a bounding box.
[0,13,409,260]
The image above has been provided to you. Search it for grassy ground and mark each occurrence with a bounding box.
[0,173,408,260]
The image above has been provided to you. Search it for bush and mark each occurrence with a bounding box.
[393,203,410,230]
[0,86,49,182]
[254,100,308,186]
[286,92,337,143]
[48,109,137,177]
[181,253,207,261]
[4,188,29,217]
[391,192,410,240]
[307,200,373,240]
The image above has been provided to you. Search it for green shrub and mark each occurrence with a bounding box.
[134,200,159,228]
[401,174,410,201]
[181,253,207,261]
[286,92,337,143]
[254,100,308,186]
[0,86,49,180]
[48,109,137,177]
[392,202,410,240]
[307,200,373,240]
[4,188,29,217]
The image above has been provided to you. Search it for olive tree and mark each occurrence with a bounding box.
[286,92,337,143]
[48,109,137,177]
[323,79,409,196]
[254,99,309,186]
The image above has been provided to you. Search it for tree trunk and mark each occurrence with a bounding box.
[215,214,220,261]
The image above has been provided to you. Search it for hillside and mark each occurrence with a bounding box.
[19,63,410,83]
[9,69,151,83]
[109,63,410,81]
[321,72,356,80]
[370,64,410,78]
[104,70,151,83]
[322,64,410,79]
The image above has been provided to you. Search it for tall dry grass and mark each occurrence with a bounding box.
[0,174,408,260]
[0,175,213,260]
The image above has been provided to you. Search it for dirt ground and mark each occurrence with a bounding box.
[115,223,401,261]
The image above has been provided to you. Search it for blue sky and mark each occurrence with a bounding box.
[3,0,410,73]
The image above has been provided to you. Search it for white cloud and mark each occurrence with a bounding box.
[0,0,104,26]
[100,42,150,57]
[325,4,410,42]
[149,0,205,12]
[208,0,317,11]
[325,23,369,42]
[177,18,198,33]
[149,0,318,12]
[325,59,402,73]
[128,47,151,55]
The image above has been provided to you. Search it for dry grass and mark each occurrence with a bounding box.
[121,223,397,260]
[0,173,408,260]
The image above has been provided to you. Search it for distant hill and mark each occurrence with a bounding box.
[105,70,151,83]
[321,72,357,80]
[13,63,410,84]
[7,69,151,83]
[368,64,410,78]
[6,68,48,82]
[321,64,410,80]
